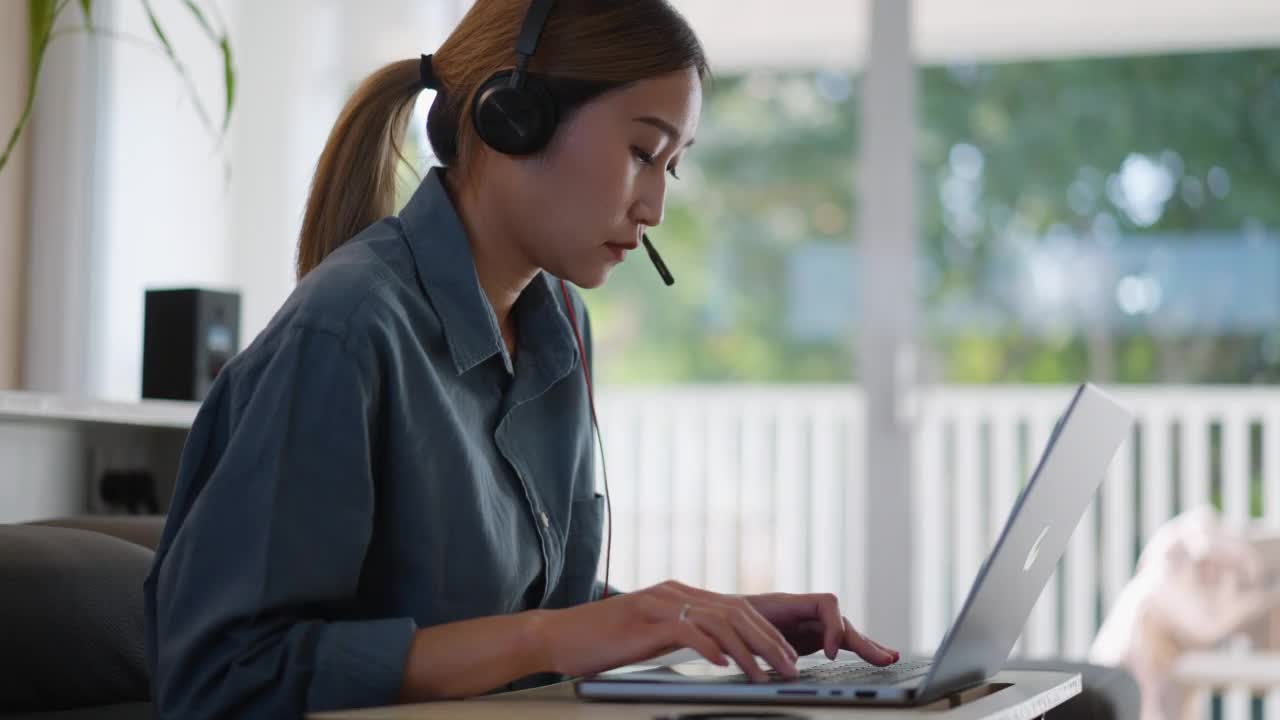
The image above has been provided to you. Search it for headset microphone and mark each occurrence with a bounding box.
[641,233,675,286]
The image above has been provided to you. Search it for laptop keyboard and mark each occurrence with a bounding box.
[764,659,932,685]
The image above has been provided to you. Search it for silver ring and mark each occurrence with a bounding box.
[678,603,693,622]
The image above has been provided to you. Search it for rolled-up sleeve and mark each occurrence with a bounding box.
[146,324,416,718]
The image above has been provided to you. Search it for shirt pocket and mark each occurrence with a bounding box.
[559,493,606,606]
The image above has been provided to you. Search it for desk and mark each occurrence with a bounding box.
[310,670,1080,720]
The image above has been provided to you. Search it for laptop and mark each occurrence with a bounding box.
[576,382,1133,706]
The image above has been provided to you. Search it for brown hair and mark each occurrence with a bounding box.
[296,0,710,280]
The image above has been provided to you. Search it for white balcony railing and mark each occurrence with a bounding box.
[595,384,1280,719]
[594,385,867,622]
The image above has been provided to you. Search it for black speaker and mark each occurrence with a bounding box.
[142,288,240,401]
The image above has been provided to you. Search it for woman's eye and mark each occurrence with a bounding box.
[632,147,681,180]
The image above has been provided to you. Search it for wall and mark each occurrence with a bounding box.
[93,0,236,401]
[0,2,30,389]
[89,0,455,401]
[23,1,111,396]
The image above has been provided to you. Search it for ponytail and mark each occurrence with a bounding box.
[296,60,422,280]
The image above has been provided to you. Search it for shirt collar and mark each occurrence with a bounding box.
[397,167,579,383]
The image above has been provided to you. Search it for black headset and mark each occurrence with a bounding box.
[471,0,560,156]
[421,0,676,286]
[466,0,676,286]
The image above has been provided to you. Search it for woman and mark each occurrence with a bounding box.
[144,1,898,716]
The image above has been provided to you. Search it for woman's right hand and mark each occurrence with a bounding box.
[534,580,802,682]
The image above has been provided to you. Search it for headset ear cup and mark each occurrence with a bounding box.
[471,71,559,156]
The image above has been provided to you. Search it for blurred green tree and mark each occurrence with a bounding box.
[582,49,1280,385]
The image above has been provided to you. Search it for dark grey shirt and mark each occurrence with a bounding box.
[144,167,609,718]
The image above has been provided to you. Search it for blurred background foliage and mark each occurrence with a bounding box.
[572,48,1280,386]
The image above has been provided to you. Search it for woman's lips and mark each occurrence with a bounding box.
[604,242,637,261]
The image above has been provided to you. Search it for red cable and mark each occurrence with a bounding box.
[560,279,613,601]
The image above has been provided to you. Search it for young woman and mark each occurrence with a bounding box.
[143,1,898,716]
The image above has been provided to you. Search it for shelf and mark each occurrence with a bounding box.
[0,390,198,429]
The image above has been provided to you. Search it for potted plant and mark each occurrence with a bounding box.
[1,0,235,173]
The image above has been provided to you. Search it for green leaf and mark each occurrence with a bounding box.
[4,0,61,174]
[77,0,92,31]
[219,35,235,133]
[179,1,234,134]
[140,0,214,134]
[139,0,176,61]
[28,0,58,69]
[180,0,214,38]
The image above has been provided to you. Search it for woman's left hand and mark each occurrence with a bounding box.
[743,593,901,664]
